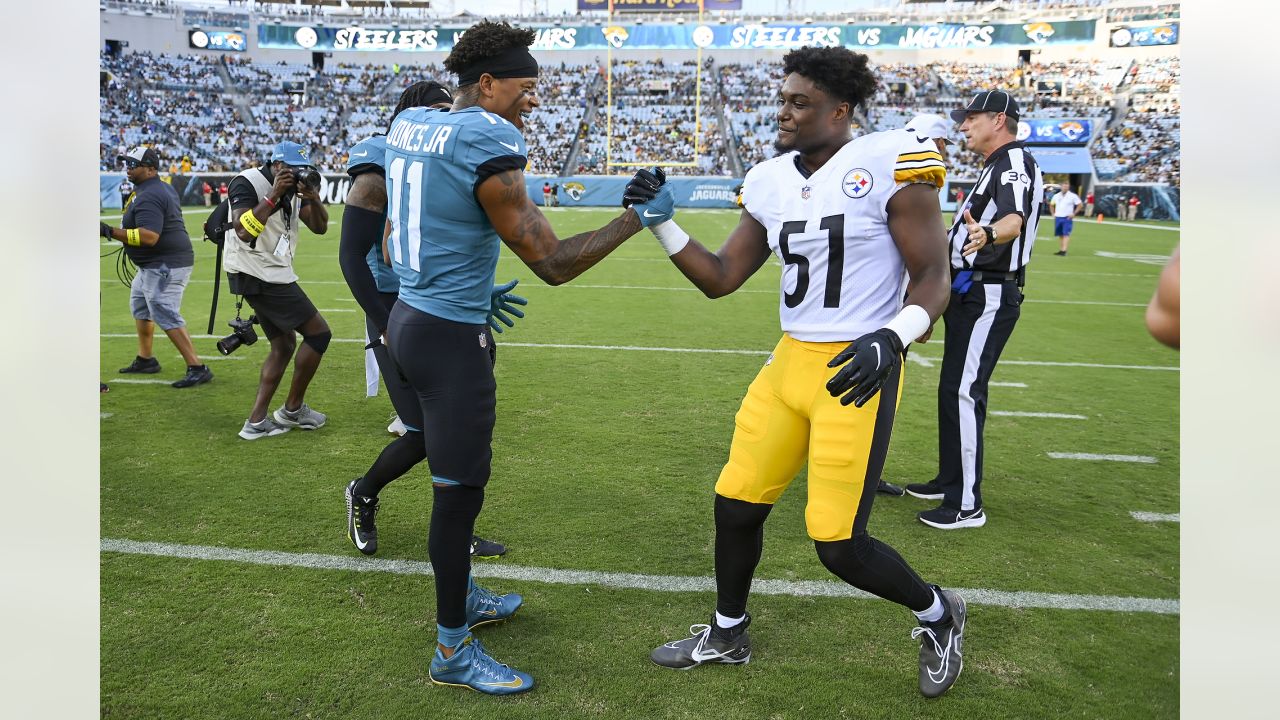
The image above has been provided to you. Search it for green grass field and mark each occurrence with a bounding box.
[99,205,1179,719]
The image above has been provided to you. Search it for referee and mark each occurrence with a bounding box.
[906,90,1044,529]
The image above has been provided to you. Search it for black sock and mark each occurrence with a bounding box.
[713,494,772,619]
[429,483,484,629]
[354,431,427,498]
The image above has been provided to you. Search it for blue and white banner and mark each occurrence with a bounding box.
[1109,22,1178,47]
[189,29,248,52]
[1016,118,1095,145]
[526,176,742,208]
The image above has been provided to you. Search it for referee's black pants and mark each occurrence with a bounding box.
[936,280,1023,511]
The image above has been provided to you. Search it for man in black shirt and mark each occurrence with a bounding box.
[906,91,1044,529]
[100,146,212,388]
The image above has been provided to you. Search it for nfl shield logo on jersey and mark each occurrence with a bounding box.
[801,185,811,200]
[842,169,874,198]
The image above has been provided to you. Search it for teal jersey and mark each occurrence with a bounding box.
[345,134,399,293]
[384,106,527,324]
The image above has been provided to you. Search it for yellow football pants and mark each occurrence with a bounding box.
[714,334,904,542]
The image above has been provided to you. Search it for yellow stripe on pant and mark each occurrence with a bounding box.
[714,333,905,542]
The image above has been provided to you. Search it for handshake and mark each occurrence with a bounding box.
[621,167,676,228]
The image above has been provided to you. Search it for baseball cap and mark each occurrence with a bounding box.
[904,114,955,145]
[949,90,1021,123]
[119,146,160,168]
[270,141,315,167]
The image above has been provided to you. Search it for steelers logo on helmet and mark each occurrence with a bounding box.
[842,168,874,199]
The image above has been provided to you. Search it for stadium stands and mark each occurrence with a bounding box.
[100,49,1178,186]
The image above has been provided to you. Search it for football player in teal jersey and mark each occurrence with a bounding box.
[381,21,673,695]
[339,81,518,561]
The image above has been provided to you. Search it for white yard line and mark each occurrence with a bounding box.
[1048,452,1158,463]
[317,308,357,312]
[100,413,113,419]
[200,355,244,361]
[99,208,211,221]
[108,379,173,385]
[991,382,1029,388]
[98,334,1180,372]
[1130,511,1180,523]
[100,537,1179,615]
[991,411,1087,420]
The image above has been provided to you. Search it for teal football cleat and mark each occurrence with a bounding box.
[467,578,522,629]
[429,636,534,695]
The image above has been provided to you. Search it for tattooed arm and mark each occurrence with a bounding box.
[476,168,643,286]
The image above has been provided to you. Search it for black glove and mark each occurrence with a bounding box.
[100,222,113,240]
[622,167,666,208]
[826,328,905,408]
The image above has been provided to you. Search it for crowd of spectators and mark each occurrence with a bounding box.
[100,50,1178,186]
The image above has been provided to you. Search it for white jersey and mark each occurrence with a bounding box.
[741,129,946,342]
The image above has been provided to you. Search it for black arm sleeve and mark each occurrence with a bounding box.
[227,176,260,212]
[339,204,392,334]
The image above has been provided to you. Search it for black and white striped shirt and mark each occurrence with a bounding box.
[948,140,1044,272]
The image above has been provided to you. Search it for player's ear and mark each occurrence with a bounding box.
[832,101,850,122]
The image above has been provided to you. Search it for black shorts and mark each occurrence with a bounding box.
[228,272,319,340]
[386,300,496,488]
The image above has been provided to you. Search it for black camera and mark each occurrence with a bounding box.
[291,166,321,190]
[217,315,259,355]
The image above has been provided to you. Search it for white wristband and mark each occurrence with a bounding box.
[650,220,690,256]
[883,304,932,347]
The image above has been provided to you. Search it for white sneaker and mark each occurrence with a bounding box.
[387,415,407,436]
[273,402,327,430]
[239,417,291,441]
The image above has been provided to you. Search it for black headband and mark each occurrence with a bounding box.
[456,45,540,87]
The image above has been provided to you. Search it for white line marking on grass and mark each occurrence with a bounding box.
[1048,452,1158,463]
[1083,219,1180,232]
[101,413,113,419]
[991,411,1087,419]
[199,355,244,361]
[906,352,935,368]
[109,379,173,385]
[334,298,357,302]
[99,538,1179,615]
[317,308,356,312]
[1130,511,1180,523]
[1024,300,1146,308]
[99,208,210,221]
[991,382,1029,388]
[1094,251,1172,266]
[99,334,1181,372]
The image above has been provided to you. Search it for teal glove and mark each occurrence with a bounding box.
[633,182,676,228]
[488,279,528,333]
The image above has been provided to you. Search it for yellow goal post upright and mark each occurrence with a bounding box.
[604,0,705,172]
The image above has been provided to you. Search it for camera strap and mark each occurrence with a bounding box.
[206,234,224,335]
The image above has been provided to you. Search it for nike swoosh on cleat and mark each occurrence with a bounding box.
[498,141,521,153]
[354,533,369,550]
[474,609,499,616]
[478,677,525,689]
[643,209,663,218]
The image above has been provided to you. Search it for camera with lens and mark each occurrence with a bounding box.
[290,165,321,191]
[217,315,259,356]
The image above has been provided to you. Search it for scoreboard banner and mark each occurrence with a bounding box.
[1017,118,1095,145]
[525,175,743,209]
[257,19,1097,52]
[1109,22,1179,47]
[188,29,247,52]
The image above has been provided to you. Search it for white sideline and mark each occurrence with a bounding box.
[991,411,1087,420]
[1048,452,1158,463]
[99,537,1179,616]
[98,334,1181,372]
[1130,511,1180,523]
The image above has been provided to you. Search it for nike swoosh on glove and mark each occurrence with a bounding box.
[825,328,904,407]
[488,279,528,333]
[633,182,676,228]
[622,167,666,208]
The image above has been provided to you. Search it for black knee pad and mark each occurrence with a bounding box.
[302,330,332,354]
[814,534,874,572]
[714,494,773,532]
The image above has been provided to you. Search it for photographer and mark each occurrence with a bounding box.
[223,141,331,440]
[100,146,212,389]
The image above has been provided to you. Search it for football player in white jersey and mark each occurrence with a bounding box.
[640,47,966,697]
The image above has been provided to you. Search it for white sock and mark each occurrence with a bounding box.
[913,589,946,624]
[714,611,746,629]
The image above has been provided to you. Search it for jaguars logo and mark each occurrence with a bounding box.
[1151,26,1176,44]
[297,147,310,160]
[1057,121,1085,142]
[1023,22,1055,44]
[602,26,629,49]
[563,181,586,201]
